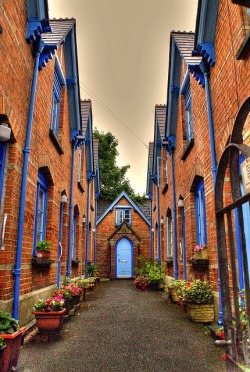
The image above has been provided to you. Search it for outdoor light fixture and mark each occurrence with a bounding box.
[93,228,96,232]
[177,198,184,208]
[82,215,86,223]
[151,227,154,232]
[60,194,68,203]
[0,122,11,142]
[160,217,164,224]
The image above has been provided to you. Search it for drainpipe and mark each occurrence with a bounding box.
[167,136,178,280]
[202,62,223,325]
[85,176,92,276]
[181,205,187,281]
[13,40,44,320]
[93,197,97,265]
[149,195,153,259]
[57,201,65,288]
[156,187,161,265]
[66,143,75,278]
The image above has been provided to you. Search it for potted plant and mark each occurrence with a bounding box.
[193,244,208,259]
[64,282,82,306]
[33,295,66,340]
[35,240,51,259]
[166,280,186,303]
[0,310,26,372]
[53,288,74,316]
[134,276,151,291]
[87,262,97,277]
[147,261,165,290]
[182,280,214,323]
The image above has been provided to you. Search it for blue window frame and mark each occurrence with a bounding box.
[0,143,7,204]
[195,180,207,245]
[50,59,65,135]
[33,171,48,253]
[181,72,194,142]
[72,212,77,259]
[166,213,173,258]
[115,207,132,225]
[78,146,83,183]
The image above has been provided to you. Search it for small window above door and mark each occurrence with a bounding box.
[115,207,132,226]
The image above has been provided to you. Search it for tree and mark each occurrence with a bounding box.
[93,128,147,203]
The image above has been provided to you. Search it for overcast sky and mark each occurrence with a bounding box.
[48,0,198,195]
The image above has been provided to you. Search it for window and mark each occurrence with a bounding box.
[181,72,194,143]
[115,208,131,225]
[33,171,48,252]
[195,179,207,245]
[166,210,173,258]
[78,147,83,183]
[50,59,65,136]
[0,143,7,204]
[72,212,77,259]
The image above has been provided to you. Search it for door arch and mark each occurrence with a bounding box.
[215,96,250,369]
[115,237,133,278]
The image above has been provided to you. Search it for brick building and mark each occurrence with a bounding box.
[148,0,250,328]
[0,1,99,325]
[96,191,150,278]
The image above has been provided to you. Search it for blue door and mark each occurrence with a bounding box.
[116,238,132,278]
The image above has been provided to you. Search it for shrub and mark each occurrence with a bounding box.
[0,311,20,334]
[182,280,213,305]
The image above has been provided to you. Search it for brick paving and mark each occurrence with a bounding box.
[18,280,227,372]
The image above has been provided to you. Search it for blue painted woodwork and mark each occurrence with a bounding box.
[116,238,133,278]
[156,187,161,264]
[188,65,205,87]
[57,202,64,288]
[96,191,150,226]
[26,0,51,43]
[85,179,91,276]
[115,207,132,226]
[39,45,57,71]
[195,179,207,245]
[72,211,77,259]
[50,58,66,135]
[13,40,44,320]
[0,143,7,204]
[32,170,48,256]
[181,206,187,281]
[194,0,219,48]
[67,143,75,278]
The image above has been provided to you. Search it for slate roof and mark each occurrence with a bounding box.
[148,142,154,174]
[80,100,92,135]
[93,139,99,171]
[42,18,76,46]
[171,31,202,66]
[155,105,166,141]
[97,199,111,220]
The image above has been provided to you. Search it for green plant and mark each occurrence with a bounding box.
[182,280,214,305]
[167,280,186,296]
[33,295,65,312]
[0,310,20,334]
[87,263,97,277]
[134,255,150,277]
[36,240,51,251]
[0,337,6,348]
[146,261,165,283]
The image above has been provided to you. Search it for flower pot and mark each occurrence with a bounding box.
[168,287,180,303]
[36,249,51,259]
[140,282,148,291]
[64,299,74,315]
[33,309,66,340]
[72,295,80,306]
[186,303,214,323]
[0,327,26,372]
[194,248,208,260]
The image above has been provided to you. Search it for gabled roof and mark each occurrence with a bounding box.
[96,191,150,226]
[146,141,154,197]
[172,32,202,66]
[93,139,100,198]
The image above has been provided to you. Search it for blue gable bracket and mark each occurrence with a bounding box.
[195,43,216,67]
[70,129,79,142]
[66,77,77,85]
[85,137,91,144]
[26,18,51,44]
[171,86,180,94]
[147,191,152,200]
[188,65,205,88]
[87,171,95,182]
[38,45,57,70]
[166,136,176,154]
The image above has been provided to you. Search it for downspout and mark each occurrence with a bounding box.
[149,195,153,259]
[93,195,97,265]
[202,63,222,325]
[167,136,178,279]
[181,206,187,281]
[85,176,91,275]
[156,187,161,264]
[57,201,64,288]
[66,142,75,278]
[13,40,44,320]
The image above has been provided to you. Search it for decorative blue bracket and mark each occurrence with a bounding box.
[26,18,51,44]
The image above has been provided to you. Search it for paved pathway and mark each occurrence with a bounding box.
[18,280,226,372]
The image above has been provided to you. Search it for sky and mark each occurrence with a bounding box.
[48,0,198,195]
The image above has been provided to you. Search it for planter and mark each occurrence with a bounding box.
[168,287,180,303]
[194,248,208,260]
[33,309,66,340]
[72,295,80,306]
[36,249,51,259]
[186,304,214,323]
[0,327,26,372]
[64,299,74,315]
[140,282,148,291]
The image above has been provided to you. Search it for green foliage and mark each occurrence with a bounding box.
[93,128,147,202]
[182,280,214,305]
[146,261,165,283]
[0,311,19,334]
[167,280,186,296]
[36,240,51,251]
[0,337,6,348]
[87,262,97,277]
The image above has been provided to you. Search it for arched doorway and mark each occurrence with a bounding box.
[215,96,250,369]
[116,237,133,278]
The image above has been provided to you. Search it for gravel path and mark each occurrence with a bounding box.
[18,280,227,372]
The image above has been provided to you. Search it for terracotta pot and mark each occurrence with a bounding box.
[36,249,51,259]
[64,299,74,315]
[33,309,66,340]
[0,327,26,372]
[140,283,148,291]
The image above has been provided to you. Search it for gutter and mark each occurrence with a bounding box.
[13,40,44,320]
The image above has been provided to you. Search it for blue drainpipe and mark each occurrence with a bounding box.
[202,63,222,324]
[57,202,64,288]
[13,40,44,320]
[66,142,75,278]
[85,176,92,276]
[181,205,187,281]
[149,195,153,259]
[167,136,178,280]
[156,187,161,265]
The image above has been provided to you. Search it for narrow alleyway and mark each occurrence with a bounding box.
[18,280,226,372]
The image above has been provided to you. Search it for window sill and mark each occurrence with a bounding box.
[31,258,54,267]
[181,138,194,160]
[77,182,84,193]
[49,129,64,155]
[189,258,209,267]
[165,258,173,265]
[236,29,250,60]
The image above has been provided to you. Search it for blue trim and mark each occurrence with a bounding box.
[195,179,207,245]
[85,180,91,275]
[149,198,153,259]
[170,150,178,279]
[181,206,187,281]
[96,191,150,226]
[13,40,44,320]
[115,237,133,278]
[57,202,64,288]
[156,187,161,264]
[196,43,216,67]
[0,143,7,204]
[25,0,51,43]
[188,65,205,87]
[67,144,75,278]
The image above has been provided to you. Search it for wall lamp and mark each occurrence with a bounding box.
[0,122,11,142]
[177,198,184,208]
[60,194,68,203]
[82,215,86,223]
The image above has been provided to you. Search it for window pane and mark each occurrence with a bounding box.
[116,209,123,224]
[124,209,131,224]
